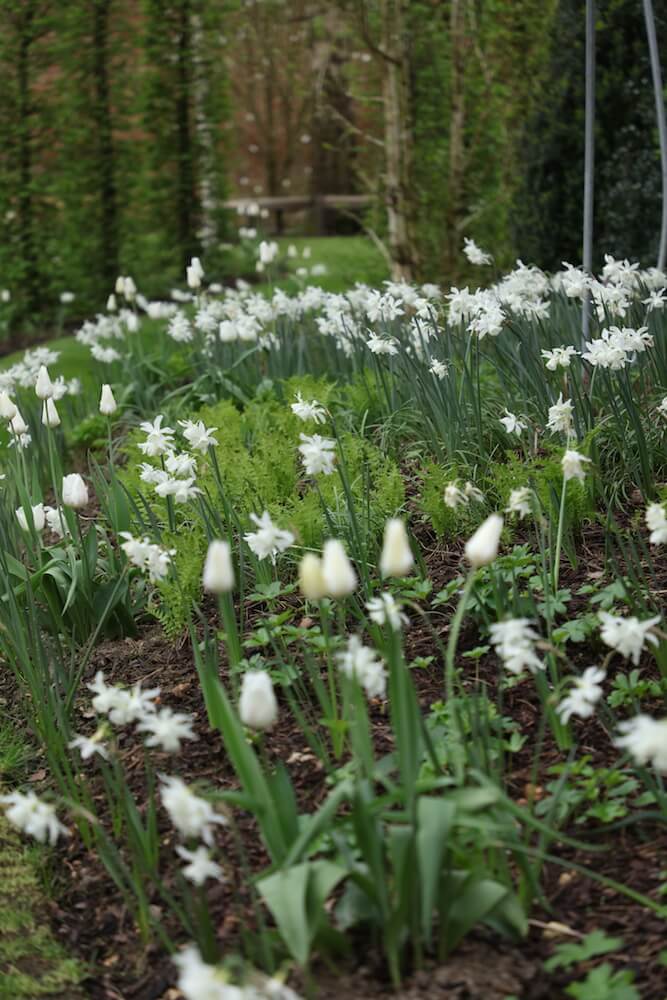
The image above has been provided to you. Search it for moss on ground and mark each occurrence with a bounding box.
[0,730,85,999]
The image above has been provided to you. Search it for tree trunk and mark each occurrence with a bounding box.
[445,0,468,275]
[17,2,38,313]
[381,0,417,280]
[192,8,218,249]
[176,0,197,268]
[92,0,119,290]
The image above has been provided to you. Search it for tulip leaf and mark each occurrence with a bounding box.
[416,796,456,944]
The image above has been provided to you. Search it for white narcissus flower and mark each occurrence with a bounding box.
[239,670,278,731]
[160,776,227,845]
[598,611,660,665]
[174,944,243,1000]
[499,410,527,435]
[429,358,449,379]
[291,392,327,424]
[0,791,69,844]
[69,731,109,761]
[35,365,54,400]
[489,618,544,675]
[561,449,590,482]
[179,419,218,453]
[365,592,408,631]
[541,346,578,370]
[137,707,197,753]
[557,666,606,723]
[321,539,357,598]
[336,635,387,699]
[138,415,175,457]
[244,511,295,564]
[16,503,45,532]
[444,482,467,509]
[645,503,667,545]
[379,518,414,578]
[506,487,533,519]
[465,514,503,569]
[176,846,223,887]
[41,398,60,428]
[463,237,492,266]
[298,433,336,476]
[298,553,327,600]
[99,384,117,415]
[62,473,89,509]
[44,505,69,539]
[547,393,574,435]
[203,540,235,593]
[614,715,667,774]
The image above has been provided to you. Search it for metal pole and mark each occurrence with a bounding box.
[643,0,667,271]
[582,0,596,341]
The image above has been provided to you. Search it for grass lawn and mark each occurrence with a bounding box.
[0,235,389,378]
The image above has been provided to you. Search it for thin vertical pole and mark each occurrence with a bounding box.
[643,0,667,271]
[582,0,596,341]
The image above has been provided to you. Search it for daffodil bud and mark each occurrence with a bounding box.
[41,398,60,428]
[239,670,278,731]
[0,391,17,420]
[202,540,235,593]
[16,503,45,532]
[62,473,89,509]
[35,366,53,400]
[99,384,117,416]
[322,539,357,598]
[380,518,414,578]
[298,553,327,600]
[465,514,503,569]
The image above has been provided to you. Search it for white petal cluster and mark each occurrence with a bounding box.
[137,707,197,753]
[557,666,605,723]
[120,532,175,582]
[336,635,387,699]
[290,392,326,424]
[645,503,667,545]
[489,618,543,675]
[547,394,574,435]
[561,449,590,482]
[365,592,408,631]
[0,791,68,844]
[614,715,667,773]
[298,433,336,476]
[598,611,660,665]
[243,511,295,564]
[160,775,227,844]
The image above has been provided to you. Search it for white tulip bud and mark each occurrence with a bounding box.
[41,398,61,428]
[321,539,357,598]
[106,293,117,312]
[298,553,327,600]
[465,514,503,569]
[99,384,117,416]
[123,276,136,300]
[186,266,201,290]
[202,540,235,593]
[62,473,89,509]
[0,391,17,420]
[16,503,45,532]
[380,518,414,578]
[35,366,54,400]
[114,275,125,295]
[239,670,278,731]
[10,411,28,436]
[259,240,277,264]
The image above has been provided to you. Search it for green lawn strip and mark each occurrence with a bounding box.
[0,728,85,999]
[0,236,389,377]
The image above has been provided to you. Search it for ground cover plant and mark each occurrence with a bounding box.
[1,237,667,998]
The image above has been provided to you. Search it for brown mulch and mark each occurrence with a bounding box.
[4,519,667,999]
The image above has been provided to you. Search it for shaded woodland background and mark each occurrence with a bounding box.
[0,0,664,322]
